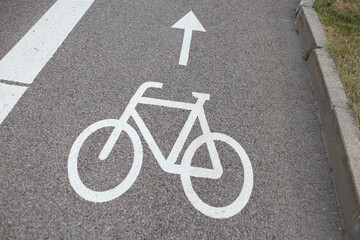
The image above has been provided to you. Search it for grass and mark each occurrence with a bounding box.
[314,0,360,127]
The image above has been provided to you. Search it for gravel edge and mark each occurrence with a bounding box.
[296,1,360,238]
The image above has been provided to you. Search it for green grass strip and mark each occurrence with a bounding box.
[314,0,360,127]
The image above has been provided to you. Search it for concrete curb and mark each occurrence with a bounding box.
[296,3,360,239]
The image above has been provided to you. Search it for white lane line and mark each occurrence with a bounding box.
[0,83,28,125]
[0,0,94,84]
[0,0,94,126]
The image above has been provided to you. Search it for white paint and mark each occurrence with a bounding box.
[0,0,94,84]
[68,82,254,219]
[68,121,142,202]
[0,0,93,126]
[0,83,28,125]
[172,11,206,66]
[181,133,253,218]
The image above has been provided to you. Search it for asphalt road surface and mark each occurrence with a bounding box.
[0,0,344,239]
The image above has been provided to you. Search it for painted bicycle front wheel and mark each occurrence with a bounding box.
[180,133,253,219]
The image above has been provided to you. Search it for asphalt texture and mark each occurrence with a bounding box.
[0,0,344,239]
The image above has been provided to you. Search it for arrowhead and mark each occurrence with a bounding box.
[171,11,206,32]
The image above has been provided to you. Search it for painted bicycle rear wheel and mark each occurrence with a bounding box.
[68,119,142,203]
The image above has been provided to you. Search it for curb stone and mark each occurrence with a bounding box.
[295,0,315,13]
[297,6,328,53]
[296,2,360,239]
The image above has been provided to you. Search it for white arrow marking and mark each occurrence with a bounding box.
[172,11,206,66]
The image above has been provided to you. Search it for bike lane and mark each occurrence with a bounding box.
[0,0,344,238]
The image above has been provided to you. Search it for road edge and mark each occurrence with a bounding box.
[296,1,360,238]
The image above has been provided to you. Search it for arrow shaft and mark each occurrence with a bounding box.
[179,29,193,66]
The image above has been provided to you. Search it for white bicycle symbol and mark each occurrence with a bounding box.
[68,82,253,219]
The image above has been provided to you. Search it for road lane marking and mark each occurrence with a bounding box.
[68,82,253,218]
[0,0,94,84]
[172,11,206,66]
[0,0,94,126]
[0,83,28,125]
